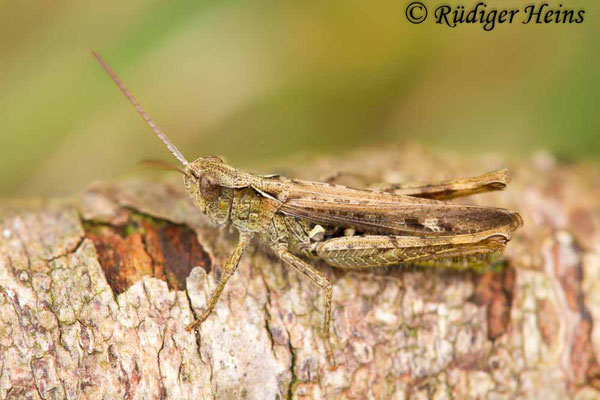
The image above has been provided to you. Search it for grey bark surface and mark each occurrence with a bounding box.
[1,146,599,399]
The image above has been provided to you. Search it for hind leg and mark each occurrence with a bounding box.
[377,169,510,200]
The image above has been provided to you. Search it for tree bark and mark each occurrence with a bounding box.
[1,146,599,399]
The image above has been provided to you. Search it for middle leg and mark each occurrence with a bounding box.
[272,246,335,364]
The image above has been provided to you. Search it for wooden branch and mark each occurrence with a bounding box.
[1,146,599,399]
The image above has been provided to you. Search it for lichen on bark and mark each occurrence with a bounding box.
[0,145,599,399]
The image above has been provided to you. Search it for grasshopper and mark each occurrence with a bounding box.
[92,51,523,364]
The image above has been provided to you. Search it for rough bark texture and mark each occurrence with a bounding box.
[1,145,599,399]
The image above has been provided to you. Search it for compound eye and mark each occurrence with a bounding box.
[200,175,221,202]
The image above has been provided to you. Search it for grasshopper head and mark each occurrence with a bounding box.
[183,156,255,225]
[183,156,227,215]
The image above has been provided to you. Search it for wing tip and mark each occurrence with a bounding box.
[508,210,524,231]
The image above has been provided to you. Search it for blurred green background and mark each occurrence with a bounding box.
[0,0,598,197]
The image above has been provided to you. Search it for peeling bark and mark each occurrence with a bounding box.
[1,146,599,399]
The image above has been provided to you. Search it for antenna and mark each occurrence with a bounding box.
[91,51,188,166]
[138,159,189,176]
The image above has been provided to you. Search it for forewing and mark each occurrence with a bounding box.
[265,178,522,236]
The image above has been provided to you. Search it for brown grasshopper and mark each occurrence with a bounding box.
[92,51,523,364]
